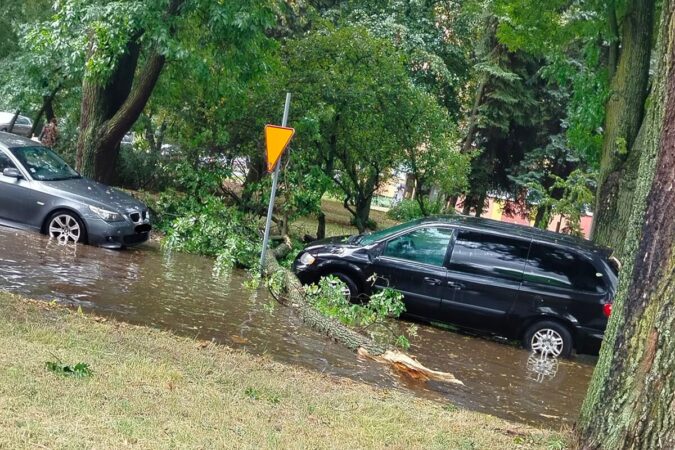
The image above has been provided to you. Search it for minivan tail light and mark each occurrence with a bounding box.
[603,302,612,318]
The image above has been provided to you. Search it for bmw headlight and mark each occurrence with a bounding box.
[89,205,123,222]
[300,252,316,265]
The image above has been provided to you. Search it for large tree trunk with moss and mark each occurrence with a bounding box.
[592,0,655,254]
[577,3,675,447]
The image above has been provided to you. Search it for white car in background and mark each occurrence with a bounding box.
[0,112,33,138]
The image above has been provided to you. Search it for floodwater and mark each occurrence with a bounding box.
[0,227,596,427]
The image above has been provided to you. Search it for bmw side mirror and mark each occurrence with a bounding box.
[2,167,23,179]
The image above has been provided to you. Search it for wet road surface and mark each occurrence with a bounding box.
[0,227,596,426]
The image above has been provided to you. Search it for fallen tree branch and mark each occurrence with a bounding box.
[262,249,463,386]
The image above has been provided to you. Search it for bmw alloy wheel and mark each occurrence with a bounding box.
[48,214,82,244]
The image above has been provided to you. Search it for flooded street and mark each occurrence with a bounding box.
[0,227,596,427]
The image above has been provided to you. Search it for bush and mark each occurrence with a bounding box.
[387,198,444,221]
[114,142,168,191]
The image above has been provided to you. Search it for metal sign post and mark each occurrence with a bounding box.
[259,92,292,274]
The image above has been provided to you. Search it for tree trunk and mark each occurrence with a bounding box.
[7,110,19,133]
[415,177,428,216]
[75,0,184,183]
[577,2,675,447]
[31,87,59,137]
[262,250,463,386]
[316,211,326,240]
[77,47,166,183]
[592,0,655,253]
[354,195,373,233]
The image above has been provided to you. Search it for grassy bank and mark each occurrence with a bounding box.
[0,293,567,449]
[291,198,400,238]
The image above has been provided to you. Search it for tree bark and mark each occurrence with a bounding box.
[354,194,373,233]
[592,0,655,254]
[31,86,59,137]
[577,2,675,447]
[316,211,326,240]
[77,48,166,183]
[7,110,19,133]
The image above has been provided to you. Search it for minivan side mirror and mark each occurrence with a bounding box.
[2,167,23,179]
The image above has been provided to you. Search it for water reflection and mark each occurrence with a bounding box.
[0,227,597,427]
[526,353,560,383]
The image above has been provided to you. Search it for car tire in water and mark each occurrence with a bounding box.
[45,211,87,244]
[523,320,573,359]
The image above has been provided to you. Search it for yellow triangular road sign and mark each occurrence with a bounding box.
[265,125,295,172]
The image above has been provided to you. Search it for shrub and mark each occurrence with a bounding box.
[387,198,444,221]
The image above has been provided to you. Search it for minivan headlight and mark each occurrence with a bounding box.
[300,252,316,265]
[89,205,123,222]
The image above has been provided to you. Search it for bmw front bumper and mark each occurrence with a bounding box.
[84,217,151,249]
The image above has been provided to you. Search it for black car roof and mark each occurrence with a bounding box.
[419,215,613,257]
[0,131,39,149]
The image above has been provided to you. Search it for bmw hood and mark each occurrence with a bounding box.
[40,178,146,212]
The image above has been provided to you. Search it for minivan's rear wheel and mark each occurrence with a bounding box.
[523,321,573,358]
[47,212,85,244]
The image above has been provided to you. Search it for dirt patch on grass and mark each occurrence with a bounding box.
[0,293,568,449]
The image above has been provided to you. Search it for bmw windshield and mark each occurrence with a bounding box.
[10,146,80,181]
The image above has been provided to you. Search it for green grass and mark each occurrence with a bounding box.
[291,198,400,238]
[0,292,569,449]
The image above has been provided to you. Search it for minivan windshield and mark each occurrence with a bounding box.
[357,219,422,245]
[10,146,80,181]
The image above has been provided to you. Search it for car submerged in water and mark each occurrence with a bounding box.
[0,132,151,249]
[293,215,618,358]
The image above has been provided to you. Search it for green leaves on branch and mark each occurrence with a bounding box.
[160,192,261,270]
[304,276,412,349]
[46,361,93,378]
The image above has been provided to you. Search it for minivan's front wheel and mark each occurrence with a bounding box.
[46,212,85,244]
[326,272,360,302]
[523,321,573,358]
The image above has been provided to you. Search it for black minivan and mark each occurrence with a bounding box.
[292,216,618,357]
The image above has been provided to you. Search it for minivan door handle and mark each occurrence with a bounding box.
[424,277,442,286]
[447,281,463,289]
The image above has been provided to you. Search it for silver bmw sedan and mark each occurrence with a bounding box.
[0,132,151,249]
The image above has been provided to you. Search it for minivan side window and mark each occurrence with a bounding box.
[525,244,606,293]
[448,231,530,281]
[383,227,453,267]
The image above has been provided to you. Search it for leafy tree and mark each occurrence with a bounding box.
[460,11,561,216]
[24,0,275,183]
[496,0,657,254]
[331,0,471,118]
[286,27,452,232]
[397,87,470,215]
[0,0,69,134]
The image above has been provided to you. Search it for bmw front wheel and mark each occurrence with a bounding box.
[46,212,85,244]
